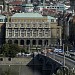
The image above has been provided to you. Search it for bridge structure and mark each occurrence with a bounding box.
[27,53,75,75]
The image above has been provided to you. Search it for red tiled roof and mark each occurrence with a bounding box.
[9,1,22,5]
[13,6,22,10]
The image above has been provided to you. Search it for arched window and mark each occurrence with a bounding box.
[38,40,42,45]
[14,40,18,44]
[8,40,12,44]
[26,40,30,45]
[44,40,48,45]
[20,40,24,45]
[32,40,36,45]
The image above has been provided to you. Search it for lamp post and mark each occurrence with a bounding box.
[63,44,65,67]
[67,46,69,56]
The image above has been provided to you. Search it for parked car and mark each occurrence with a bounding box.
[54,48,63,53]
[25,53,32,57]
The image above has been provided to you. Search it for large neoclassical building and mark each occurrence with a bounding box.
[6,12,62,48]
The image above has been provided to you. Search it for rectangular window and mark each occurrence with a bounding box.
[9,29,12,32]
[12,30,14,36]
[9,24,11,27]
[27,33,30,37]
[21,33,24,37]
[9,33,12,37]
[33,33,36,37]
[39,33,42,37]
[45,29,49,32]
[15,24,17,27]
[0,19,3,22]
[45,22,49,27]
[27,29,30,32]
[15,29,18,32]
[33,29,37,32]
[25,30,26,36]
[45,33,48,37]
[21,24,24,27]
[39,29,42,32]
[21,29,24,33]
[15,33,18,37]
[18,30,20,36]
[33,24,36,27]
[27,24,30,27]
[39,24,42,27]
[51,19,54,22]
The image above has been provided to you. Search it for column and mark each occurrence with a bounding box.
[60,27,62,47]
[30,39,32,47]
[42,39,44,47]
[12,39,14,44]
[48,39,50,47]
[18,40,20,45]
[36,39,38,46]
[24,39,26,46]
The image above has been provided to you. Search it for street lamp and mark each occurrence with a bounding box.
[67,46,69,56]
[63,44,65,67]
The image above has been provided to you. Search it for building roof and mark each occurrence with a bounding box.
[47,16,56,22]
[0,15,5,19]
[47,16,56,20]
[22,4,33,7]
[9,1,22,5]
[11,13,43,18]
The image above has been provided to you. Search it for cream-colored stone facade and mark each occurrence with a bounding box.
[6,13,62,49]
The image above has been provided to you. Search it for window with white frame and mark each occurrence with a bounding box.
[51,19,54,22]
[15,33,18,37]
[15,29,18,33]
[21,24,24,27]
[15,24,17,27]
[9,29,12,32]
[21,29,24,33]
[21,33,24,37]
[33,33,37,37]
[9,24,11,27]
[9,33,12,37]
[39,33,42,37]
[27,33,30,37]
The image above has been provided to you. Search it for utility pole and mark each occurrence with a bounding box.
[63,44,66,75]
[67,46,68,56]
[63,44,65,67]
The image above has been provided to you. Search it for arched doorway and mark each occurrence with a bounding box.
[20,40,24,45]
[8,40,12,44]
[44,40,48,45]
[32,40,36,45]
[14,40,18,44]
[38,40,42,45]
[26,40,30,45]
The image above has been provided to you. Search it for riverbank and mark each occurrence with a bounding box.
[0,57,32,65]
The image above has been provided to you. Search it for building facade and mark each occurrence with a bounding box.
[70,0,75,12]
[6,13,62,49]
[0,15,6,49]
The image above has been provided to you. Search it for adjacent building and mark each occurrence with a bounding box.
[0,15,6,49]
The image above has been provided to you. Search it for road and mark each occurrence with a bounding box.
[47,53,75,69]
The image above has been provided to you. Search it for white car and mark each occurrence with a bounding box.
[25,53,31,57]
